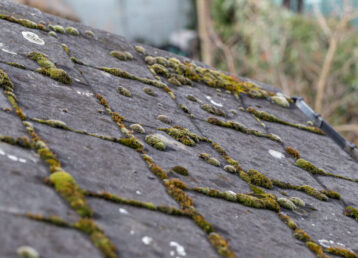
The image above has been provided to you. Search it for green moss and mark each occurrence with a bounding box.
[320,190,340,200]
[141,154,168,180]
[168,76,181,86]
[6,62,26,69]
[135,45,146,55]
[158,126,202,146]
[271,95,290,108]
[207,157,220,167]
[143,87,157,96]
[278,213,297,230]
[247,108,325,135]
[0,135,31,149]
[289,197,305,207]
[285,146,300,159]
[110,51,127,61]
[178,104,190,114]
[293,228,312,242]
[208,232,236,258]
[101,67,134,79]
[96,94,110,109]
[170,166,189,176]
[52,25,65,33]
[273,180,329,201]
[247,169,273,189]
[324,247,358,258]
[17,246,39,258]
[344,206,358,221]
[70,57,85,65]
[65,26,79,36]
[129,124,145,134]
[201,104,226,117]
[16,107,26,120]
[85,30,95,37]
[124,51,133,60]
[119,136,144,150]
[26,213,69,227]
[186,94,199,102]
[238,170,251,183]
[150,64,169,78]
[249,184,266,195]
[199,153,211,161]
[145,135,166,151]
[73,218,117,258]
[144,56,156,65]
[224,165,236,173]
[28,52,72,84]
[164,179,193,209]
[61,44,70,55]
[306,241,326,257]
[32,118,69,129]
[117,86,132,97]
[49,171,93,217]
[157,115,172,124]
[278,198,296,210]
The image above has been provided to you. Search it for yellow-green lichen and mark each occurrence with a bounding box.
[27,52,72,84]
[49,171,93,217]
[247,108,325,135]
[117,86,132,97]
[145,134,166,151]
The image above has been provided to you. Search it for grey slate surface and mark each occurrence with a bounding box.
[0,1,358,258]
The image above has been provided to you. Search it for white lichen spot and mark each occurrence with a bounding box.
[0,43,3,47]
[19,158,27,163]
[142,236,153,245]
[7,155,18,161]
[74,78,81,82]
[206,96,223,107]
[0,149,5,155]
[22,31,45,45]
[76,91,93,97]
[119,208,128,214]
[319,239,330,248]
[130,230,135,235]
[225,190,236,195]
[136,190,142,195]
[2,48,17,55]
[268,149,285,159]
[170,250,175,256]
[170,241,186,256]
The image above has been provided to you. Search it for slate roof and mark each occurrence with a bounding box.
[0,1,358,258]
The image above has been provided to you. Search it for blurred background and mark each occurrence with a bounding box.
[12,0,358,144]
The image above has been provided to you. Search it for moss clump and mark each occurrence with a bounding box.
[32,118,69,130]
[101,67,134,79]
[85,30,95,37]
[17,246,39,258]
[247,169,273,189]
[26,213,69,227]
[144,56,156,65]
[61,44,70,55]
[324,247,358,258]
[186,94,200,102]
[6,62,26,69]
[65,26,79,36]
[157,115,172,124]
[129,124,145,134]
[271,95,290,108]
[73,218,116,258]
[27,52,72,84]
[344,206,358,221]
[168,76,181,86]
[0,135,31,149]
[51,25,65,33]
[208,157,221,167]
[306,241,325,257]
[170,166,189,176]
[158,126,202,146]
[96,94,110,109]
[296,159,326,175]
[201,104,226,117]
[278,198,296,210]
[208,232,236,258]
[164,179,193,209]
[224,165,236,173]
[16,107,26,120]
[247,108,325,135]
[135,45,146,55]
[141,154,168,180]
[117,86,132,97]
[143,87,157,96]
[285,146,300,159]
[178,104,190,114]
[145,135,166,151]
[278,213,297,230]
[289,197,305,207]
[293,228,312,242]
[49,171,93,217]
[0,15,47,31]
[119,136,144,150]
[320,189,340,200]
[110,51,128,61]
[150,64,169,78]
